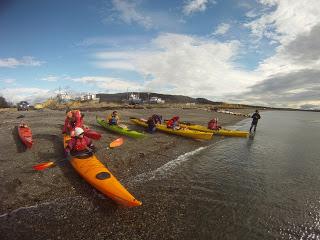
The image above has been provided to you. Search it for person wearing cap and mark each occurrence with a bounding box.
[64,127,94,156]
[107,111,120,125]
[62,108,84,137]
[250,110,261,133]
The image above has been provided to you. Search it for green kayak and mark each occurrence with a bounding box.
[96,117,145,138]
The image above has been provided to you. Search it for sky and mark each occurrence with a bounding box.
[0,0,319,109]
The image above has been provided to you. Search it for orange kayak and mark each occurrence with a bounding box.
[63,135,141,207]
[18,124,33,148]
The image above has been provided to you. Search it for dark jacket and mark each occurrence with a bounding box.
[251,113,261,125]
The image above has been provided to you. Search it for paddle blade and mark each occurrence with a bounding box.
[110,137,124,148]
[33,162,55,171]
[84,130,102,140]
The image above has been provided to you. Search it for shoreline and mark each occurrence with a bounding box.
[0,107,252,239]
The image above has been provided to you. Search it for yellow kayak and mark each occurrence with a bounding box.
[130,118,213,140]
[178,122,248,138]
[63,135,141,207]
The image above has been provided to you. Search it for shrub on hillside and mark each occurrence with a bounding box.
[0,96,9,108]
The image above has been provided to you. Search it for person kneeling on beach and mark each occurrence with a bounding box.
[208,118,221,130]
[151,114,162,124]
[147,117,156,133]
[167,116,180,130]
[107,111,120,125]
[62,108,84,137]
[65,127,94,157]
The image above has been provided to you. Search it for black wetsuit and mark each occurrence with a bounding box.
[250,112,261,132]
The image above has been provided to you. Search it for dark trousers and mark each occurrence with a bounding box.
[250,123,257,132]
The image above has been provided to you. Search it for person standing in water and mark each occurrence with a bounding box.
[250,110,261,133]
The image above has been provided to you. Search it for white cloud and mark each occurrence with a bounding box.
[213,23,231,36]
[0,56,43,68]
[232,0,320,108]
[245,0,320,45]
[0,87,52,104]
[183,0,216,15]
[95,61,136,71]
[111,0,152,29]
[1,78,16,84]
[41,75,59,82]
[93,33,259,100]
[71,76,141,92]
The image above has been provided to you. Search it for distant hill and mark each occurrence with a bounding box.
[96,92,223,105]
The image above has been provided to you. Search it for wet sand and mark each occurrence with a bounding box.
[0,107,252,240]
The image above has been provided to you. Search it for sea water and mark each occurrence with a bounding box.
[139,111,320,239]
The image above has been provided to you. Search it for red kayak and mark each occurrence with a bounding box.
[18,124,33,148]
[84,129,102,140]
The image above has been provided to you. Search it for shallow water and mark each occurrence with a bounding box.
[138,111,320,239]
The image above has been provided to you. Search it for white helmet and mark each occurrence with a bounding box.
[74,127,84,137]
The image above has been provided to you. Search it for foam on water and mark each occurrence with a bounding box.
[131,145,211,184]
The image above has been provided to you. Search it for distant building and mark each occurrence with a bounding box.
[128,93,142,105]
[149,96,165,104]
[75,93,98,101]
[57,92,72,103]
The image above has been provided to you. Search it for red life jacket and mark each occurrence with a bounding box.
[208,119,219,130]
[167,116,179,128]
[63,110,84,133]
[68,136,91,152]
[74,137,89,151]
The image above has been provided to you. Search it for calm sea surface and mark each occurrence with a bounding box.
[136,111,320,239]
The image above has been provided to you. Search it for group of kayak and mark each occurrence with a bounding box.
[17,108,257,208]
[131,114,250,139]
[19,109,143,207]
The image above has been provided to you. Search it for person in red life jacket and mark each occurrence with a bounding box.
[62,108,84,137]
[167,116,180,130]
[208,118,221,130]
[64,127,94,157]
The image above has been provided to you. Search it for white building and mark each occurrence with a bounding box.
[149,96,165,104]
[76,93,98,101]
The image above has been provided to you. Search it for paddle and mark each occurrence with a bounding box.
[109,137,124,148]
[84,129,102,140]
[33,137,123,171]
[32,151,93,171]
[33,158,65,171]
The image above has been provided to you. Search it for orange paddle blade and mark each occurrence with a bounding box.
[110,137,124,148]
[33,162,55,171]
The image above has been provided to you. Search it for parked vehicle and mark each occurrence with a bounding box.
[17,101,30,111]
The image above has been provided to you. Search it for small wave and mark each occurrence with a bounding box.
[130,145,209,184]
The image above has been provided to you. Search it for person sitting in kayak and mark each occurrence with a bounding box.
[62,108,84,137]
[147,116,156,133]
[167,116,180,130]
[64,127,94,156]
[208,118,221,130]
[107,111,119,125]
[151,114,162,124]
